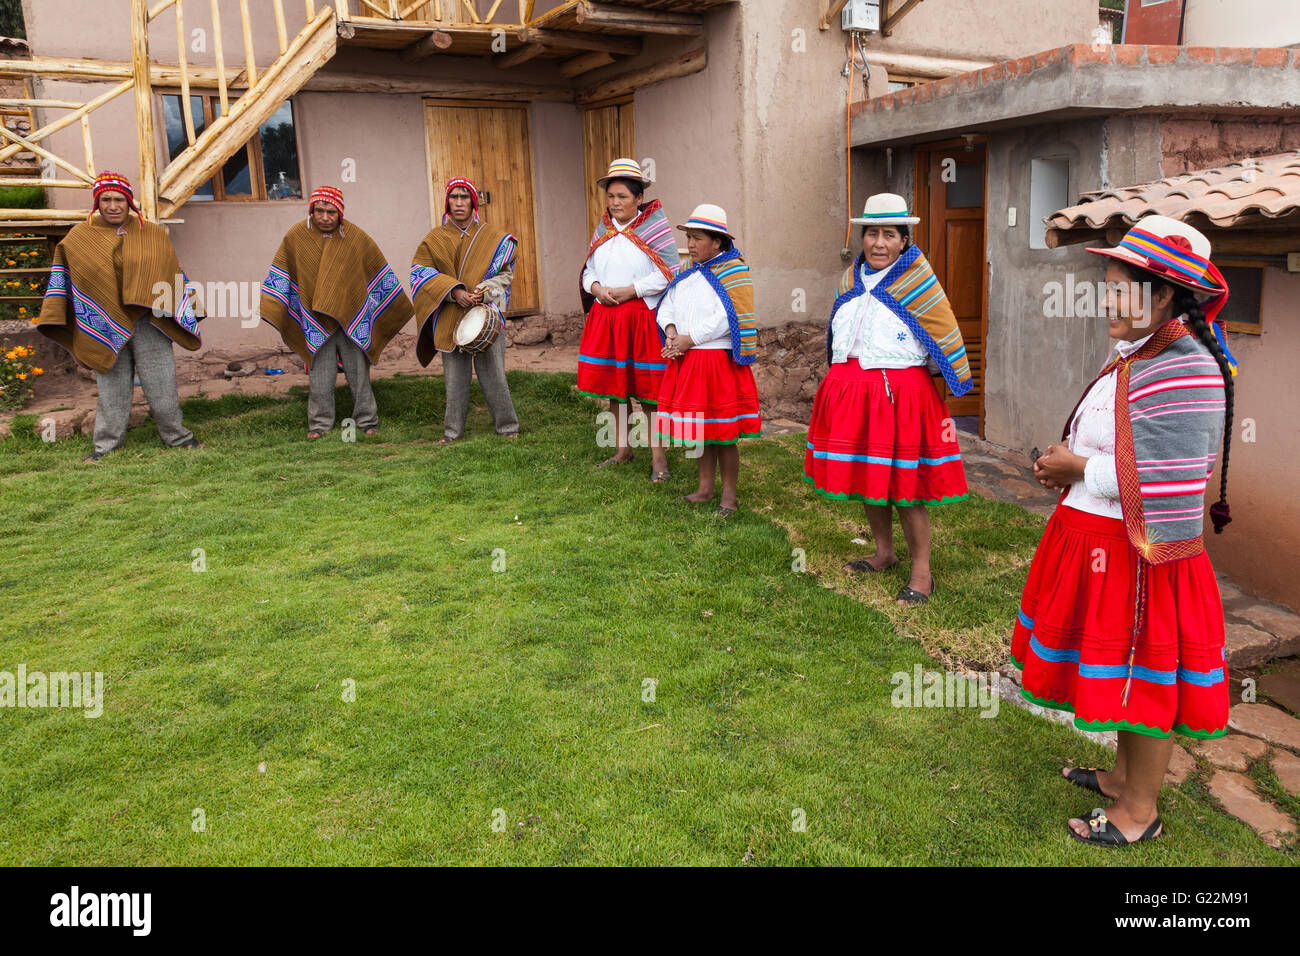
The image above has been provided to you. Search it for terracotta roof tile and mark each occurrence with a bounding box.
[1048,152,1300,230]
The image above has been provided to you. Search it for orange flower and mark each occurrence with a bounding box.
[28,315,37,323]
[16,373,26,380]
[32,367,43,375]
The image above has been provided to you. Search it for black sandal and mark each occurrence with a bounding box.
[845,558,899,573]
[896,576,935,605]
[1064,767,1108,797]
[1068,809,1163,848]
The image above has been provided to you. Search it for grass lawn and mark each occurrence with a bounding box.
[0,371,1291,865]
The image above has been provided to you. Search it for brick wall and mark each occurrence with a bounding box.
[1160,114,1300,176]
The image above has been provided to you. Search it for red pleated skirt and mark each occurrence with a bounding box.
[576,299,665,405]
[654,348,761,445]
[803,362,967,506]
[1011,504,1229,739]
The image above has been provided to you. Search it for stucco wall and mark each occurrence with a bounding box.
[1204,269,1300,608]
[855,0,1099,62]
[1184,0,1300,48]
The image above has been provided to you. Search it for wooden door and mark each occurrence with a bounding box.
[581,98,635,240]
[423,100,540,315]
[914,143,987,431]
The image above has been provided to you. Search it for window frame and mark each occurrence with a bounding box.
[1216,258,1267,336]
[157,90,302,203]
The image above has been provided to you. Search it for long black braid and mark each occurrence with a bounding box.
[1117,261,1234,533]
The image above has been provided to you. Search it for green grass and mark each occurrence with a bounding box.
[0,372,1291,865]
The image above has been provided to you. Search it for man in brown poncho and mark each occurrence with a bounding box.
[258,186,413,438]
[411,177,519,443]
[37,171,203,462]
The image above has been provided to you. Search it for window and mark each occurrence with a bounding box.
[1029,158,1069,250]
[161,94,302,202]
[1217,262,1265,335]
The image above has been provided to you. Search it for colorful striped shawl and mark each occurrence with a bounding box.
[259,220,413,370]
[37,217,200,373]
[830,246,972,396]
[579,199,678,313]
[658,248,757,365]
[410,220,517,365]
[1061,319,1227,563]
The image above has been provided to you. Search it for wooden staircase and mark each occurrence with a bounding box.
[0,0,340,228]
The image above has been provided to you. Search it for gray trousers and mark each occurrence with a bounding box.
[93,318,194,455]
[308,330,378,432]
[441,332,518,440]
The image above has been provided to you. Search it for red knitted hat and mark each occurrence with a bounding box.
[443,177,479,223]
[91,172,142,223]
[308,185,345,218]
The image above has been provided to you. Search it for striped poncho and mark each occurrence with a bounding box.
[657,248,757,364]
[579,199,678,313]
[37,216,201,373]
[829,246,972,396]
[1063,319,1228,563]
[259,220,413,371]
[410,219,517,364]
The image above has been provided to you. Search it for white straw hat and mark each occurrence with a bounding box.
[851,192,920,226]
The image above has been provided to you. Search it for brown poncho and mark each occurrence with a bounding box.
[410,220,517,366]
[37,216,201,373]
[258,220,413,371]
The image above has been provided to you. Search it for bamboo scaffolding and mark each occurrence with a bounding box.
[211,0,228,114]
[81,114,94,176]
[0,125,93,184]
[274,0,289,53]
[176,0,196,145]
[0,81,133,165]
[239,0,258,87]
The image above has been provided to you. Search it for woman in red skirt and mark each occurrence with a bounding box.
[655,205,760,515]
[1015,215,1237,847]
[805,194,973,605]
[578,158,678,482]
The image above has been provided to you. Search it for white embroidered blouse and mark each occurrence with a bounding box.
[581,216,671,309]
[656,267,731,350]
[829,264,928,369]
[1061,331,1154,519]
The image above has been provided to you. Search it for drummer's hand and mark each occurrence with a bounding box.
[1034,443,1086,489]
[452,288,475,309]
[468,289,485,305]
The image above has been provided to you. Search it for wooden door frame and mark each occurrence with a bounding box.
[421,98,543,317]
[580,95,635,241]
[913,135,989,439]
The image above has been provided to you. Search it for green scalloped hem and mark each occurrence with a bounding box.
[1018,688,1226,740]
[574,389,658,406]
[658,431,763,447]
[802,474,969,508]
[1010,654,1025,670]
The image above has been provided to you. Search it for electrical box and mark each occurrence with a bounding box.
[842,0,881,32]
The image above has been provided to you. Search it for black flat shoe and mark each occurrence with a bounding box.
[1064,767,1108,797]
[845,558,899,573]
[896,576,935,605]
[1068,810,1163,848]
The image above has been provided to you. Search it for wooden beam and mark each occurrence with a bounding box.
[819,0,850,31]
[130,0,158,220]
[558,50,614,78]
[159,8,338,215]
[495,41,550,68]
[304,71,572,98]
[0,125,94,183]
[514,27,640,55]
[882,0,926,37]
[576,44,704,105]
[572,1,703,37]
[0,209,88,221]
[0,80,133,165]
[400,29,454,59]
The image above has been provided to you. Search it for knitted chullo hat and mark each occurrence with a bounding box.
[443,177,480,224]
[90,172,143,224]
[308,185,345,218]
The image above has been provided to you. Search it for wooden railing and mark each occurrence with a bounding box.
[334,0,534,26]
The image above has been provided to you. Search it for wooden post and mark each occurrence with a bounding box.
[211,0,228,114]
[81,114,94,177]
[274,0,289,53]
[240,0,258,86]
[305,0,316,19]
[176,0,196,145]
[130,0,158,219]
[484,0,504,23]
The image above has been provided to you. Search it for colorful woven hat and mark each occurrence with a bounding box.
[676,204,734,240]
[90,172,142,223]
[851,192,920,226]
[597,158,651,190]
[308,185,345,218]
[1089,215,1235,371]
[443,177,480,223]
